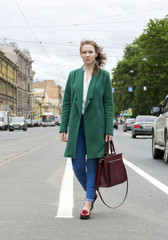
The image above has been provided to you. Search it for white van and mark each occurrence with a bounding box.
[0,111,9,130]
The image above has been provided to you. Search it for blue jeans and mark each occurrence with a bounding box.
[72,116,98,202]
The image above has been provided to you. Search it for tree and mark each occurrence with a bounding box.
[112,15,168,118]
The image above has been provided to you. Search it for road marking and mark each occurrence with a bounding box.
[123,133,131,136]
[0,140,57,167]
[124,158,168,195]
[56,158,74,218]
[123,133,152,139]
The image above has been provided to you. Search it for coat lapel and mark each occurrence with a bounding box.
[75,66,84,114]
[74,66,98,114]
[84,69,98,113]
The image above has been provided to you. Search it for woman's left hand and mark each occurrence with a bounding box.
[105,134,113,142]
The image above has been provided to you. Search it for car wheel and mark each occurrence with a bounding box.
[164,134,168,163]
[152,134,164,159]
[9,129,14,131]
[23,128,27,131]
[132,131,136,138]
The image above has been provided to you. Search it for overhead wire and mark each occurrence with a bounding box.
[14,0,65,82]
[14,0,49,58]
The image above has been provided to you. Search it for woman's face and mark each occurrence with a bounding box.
[80,44,97,66]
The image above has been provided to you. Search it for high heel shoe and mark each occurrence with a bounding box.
[80,209,91,219]
[91,193,97,211]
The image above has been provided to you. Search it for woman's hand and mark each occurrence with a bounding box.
[60,132,67,142]
[105,134,113,142]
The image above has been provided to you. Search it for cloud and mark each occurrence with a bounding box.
[0,0,168,86]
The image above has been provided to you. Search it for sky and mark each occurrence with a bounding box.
[0,0,168,88]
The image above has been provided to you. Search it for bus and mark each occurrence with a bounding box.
[42,112,55,127]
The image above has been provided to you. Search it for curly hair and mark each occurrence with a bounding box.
[80,40,107,74]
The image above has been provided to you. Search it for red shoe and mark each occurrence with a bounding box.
[80,209,91,219]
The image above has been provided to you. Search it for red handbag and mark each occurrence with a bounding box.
[95,140,128,208]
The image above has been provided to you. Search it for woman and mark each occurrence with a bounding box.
[60,40,113,219]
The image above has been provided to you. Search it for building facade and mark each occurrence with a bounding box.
[0,50,17,115]
[0,40,35,118]
[34,80,63,116]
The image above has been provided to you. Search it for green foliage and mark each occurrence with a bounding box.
[112,15,168,118]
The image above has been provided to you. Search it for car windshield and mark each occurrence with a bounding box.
[55,117,60,120]
[42,115,54,122]
[136,116,156,122]
[12,117,24,123]
[126,119,134,123]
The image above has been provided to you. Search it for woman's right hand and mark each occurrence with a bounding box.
[60,132,67,142]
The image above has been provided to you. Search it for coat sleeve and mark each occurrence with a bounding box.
[103,72,114,136]
[59,73,72,133]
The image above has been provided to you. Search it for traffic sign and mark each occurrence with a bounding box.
[127,108,132,116]
[128,87,133,92]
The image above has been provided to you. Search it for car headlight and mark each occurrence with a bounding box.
[9,123,13,126]
[20,123,24,125]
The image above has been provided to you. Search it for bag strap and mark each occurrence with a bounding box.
[104,140,116,156]
[96,176,128,209]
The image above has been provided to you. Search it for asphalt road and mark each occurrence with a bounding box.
[0,125,168,240]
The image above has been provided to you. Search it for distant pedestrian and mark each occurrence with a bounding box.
[60,40,114,219]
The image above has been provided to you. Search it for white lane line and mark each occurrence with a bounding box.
[56,158,74,218]
[123,133,152,139]
[124,158,168,195]
[123,133,131,136]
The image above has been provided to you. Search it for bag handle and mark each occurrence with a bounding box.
[98,140,128,208]
[104,140,116,155]
[96,175,128,209]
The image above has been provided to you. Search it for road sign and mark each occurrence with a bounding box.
[127,108,132,116]
[128,87,133,92]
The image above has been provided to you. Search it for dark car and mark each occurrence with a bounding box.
[123,118,135,132]
[113,120,118,129]
[9,117,27,131]
[151,95,168,163]
[25,119,33,127]
[132,115,157,138]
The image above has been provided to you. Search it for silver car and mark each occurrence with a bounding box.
[123,118,135,132]
[132,115,157,138]
[151,95,168,163]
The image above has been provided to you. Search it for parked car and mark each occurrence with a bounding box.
[55,116,61,126]
[32,119,40,127]
[37,119,42,126]
[25,119,33,127]
[113,120,118,129]
[151,95,168,163]
[132,115,157,138]
[123,118,135,132]
[8,117,27,131]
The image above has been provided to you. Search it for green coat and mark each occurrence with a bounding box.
[60,66,114,159]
